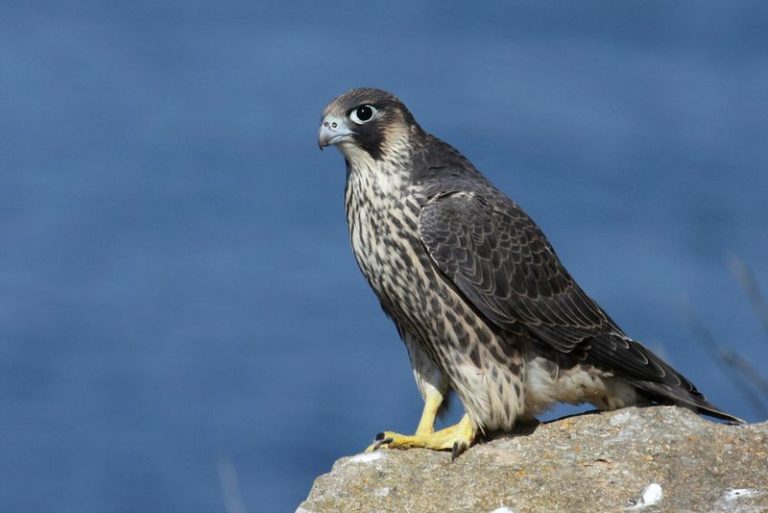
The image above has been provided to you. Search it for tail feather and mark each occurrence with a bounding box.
[584,333,745,424]
[634,380,745,424]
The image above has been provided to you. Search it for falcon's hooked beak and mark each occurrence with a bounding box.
[318,114,354,150]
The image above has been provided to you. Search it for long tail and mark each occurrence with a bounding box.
[585,333,746,424]
[634,380,745,424]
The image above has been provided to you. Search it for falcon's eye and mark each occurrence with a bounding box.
[349,105,377,125]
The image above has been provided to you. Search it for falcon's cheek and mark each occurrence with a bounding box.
[351,125,384,160]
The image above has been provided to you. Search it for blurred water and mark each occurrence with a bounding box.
[1,2,767,512]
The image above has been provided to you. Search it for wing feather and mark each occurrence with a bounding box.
[419,191,614,347]
[417,191,687,389]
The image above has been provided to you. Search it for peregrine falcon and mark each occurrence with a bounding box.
[318,87,741,458]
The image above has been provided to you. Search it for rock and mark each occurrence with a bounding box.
[297,407,768,513]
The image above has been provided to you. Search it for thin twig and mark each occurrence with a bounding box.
[729,255,768,339]
[687,312,768,418]
[719,349,768,396]
[217,456,247,513]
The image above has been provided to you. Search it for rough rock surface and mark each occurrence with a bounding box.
[297,407,767,513]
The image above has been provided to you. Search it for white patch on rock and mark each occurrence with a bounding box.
[609,410,634,427]
[374,487,390,497]
[348,451,385,464]
[295,508,314,513]
[626,483,663,510]
[641,483,663,506]
[723,488,761,501]
[490,506,515,513]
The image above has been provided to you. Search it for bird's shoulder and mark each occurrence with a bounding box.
[406,132,530,229]
[408,132,494,195]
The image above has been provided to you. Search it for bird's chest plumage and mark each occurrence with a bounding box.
[344,166,432,317]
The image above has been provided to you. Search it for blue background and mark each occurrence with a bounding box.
[2,2,767,512]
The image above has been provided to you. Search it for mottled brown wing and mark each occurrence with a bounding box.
[418,190,619,352]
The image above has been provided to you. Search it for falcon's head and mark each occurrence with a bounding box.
[318,88,419,162]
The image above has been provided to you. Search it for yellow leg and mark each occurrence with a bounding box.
[366,414,476,460]
[414,387,443,436]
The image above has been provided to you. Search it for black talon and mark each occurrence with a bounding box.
[372,437,394,451]
[451,442,466,461]
[373,432,394,450]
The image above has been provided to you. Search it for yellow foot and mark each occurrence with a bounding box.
[365,415,475,460]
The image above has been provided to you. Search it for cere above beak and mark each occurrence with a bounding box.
[318,115,353,150]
